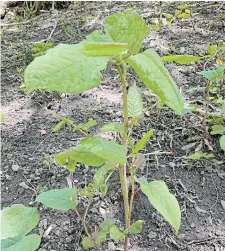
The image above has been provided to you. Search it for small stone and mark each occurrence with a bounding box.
[55,229,61,236]
[43,225,53,238]
[99,207,106,215]
[148,231,157,239]
[180,47,185,54]
[38,249,48,251]
[190,223,195,228]
[6,175,12,180]
[90,208,98,214]
[40,219,48,229]
[108,241,116,251]
[168,162,175,168]
[221,200,225,211]
[12,164,20,171]
[19,182,30,189]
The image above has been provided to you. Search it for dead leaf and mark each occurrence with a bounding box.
[204,138,213,151]
[182,142,197,151]
[133,153,146,170]
[195,142,203,152]
[39,129,47,135]
[195,205,208,214]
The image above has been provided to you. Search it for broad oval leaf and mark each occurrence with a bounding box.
[93,163,115,190]
[124,220,143,234]
[36,188,77,211]
[104,12,149,54]
[24,44,108,93]
[162,55,201,64]
[81,136,127,164]
[99,219,115,232]
[219,135,225,152]
[100,122,124,133]
[210,124,225,135]
[82,237,95,248]
[140,180,181,233]
[133,129,154,154]
[198,64,225,83]
[127,49,184,115]
[81,42,128,57]
[1,234,41,251]
[128,83,143,118]
[0,204,39,239]
[208,44,217,57]
[109,225,125,240]
[86,30,114,43]
[55,145,105,167]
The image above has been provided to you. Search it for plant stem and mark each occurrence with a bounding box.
[128,162,135,221]
[116,65,130,251]
[203,80,210,136]
[75,197,99,248]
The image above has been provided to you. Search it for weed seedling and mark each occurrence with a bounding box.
[24,12,184,250]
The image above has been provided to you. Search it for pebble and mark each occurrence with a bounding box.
[148,231,157,239]
[99,207,106,215]
[6,175,12,180]
[108,241,116,251]
[190,223,195,228]
[40,219,48,229]
[12,164,20,171]
[221,200,225,210]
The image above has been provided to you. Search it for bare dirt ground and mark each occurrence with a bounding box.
[1,1,225,251]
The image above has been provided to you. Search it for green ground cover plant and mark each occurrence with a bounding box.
[1,12,185,251]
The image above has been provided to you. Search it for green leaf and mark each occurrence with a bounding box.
[127,48,184,115]
[182,103,197,115]
[100,122,124,133]
[162,55,201,64]
[82,237,95,248]
[0,204,40,239]
[210,124,225,135]
[93,164,115,191]
[86,30,114,43]
[198,65,225,83]
[74,119,97,132]
[124,220,143,234]
[52,121,66,133]
[162,13,173,19]
[128,83,143,118]
[95,231,107,244]
[139,180,181,233]
[1,234,41,251]
[81,136,127,164]
[24,43,108,93]
[109,225,125,240]
[104,12,149,53]
[55,145,105,167]
[187,151,214,160]
[222,102,225,116]
[219,135,225,152]
[186,86,206,93]
[1,111,4,121]
[208,44,217,57]
[99,219,115,232]
[81,42,128,57]
[133,129,154,154]
[66,159,77,173]
[36,188,77,211]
